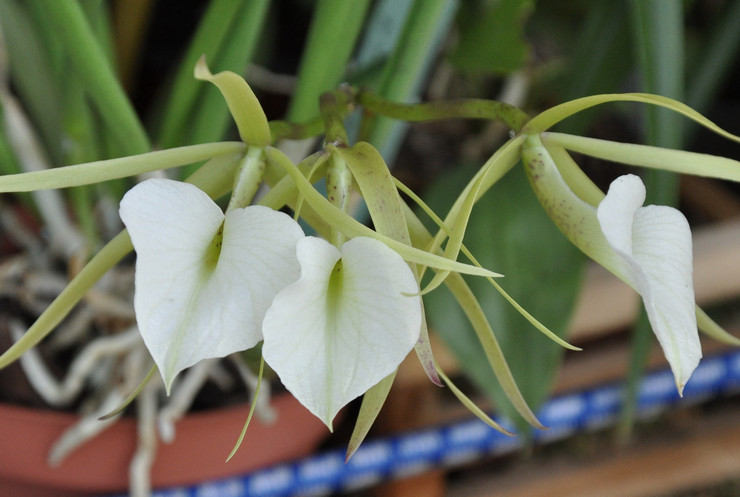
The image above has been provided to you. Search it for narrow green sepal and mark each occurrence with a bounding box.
[523,92,740,145]
[227,357,266,461]
[194,55,271,147]
[697,306,740,346]
[99,365,158,420]
[264,147,502,279]
[0,142,245,192]
[543,132,740,184]
[346,372,396,461]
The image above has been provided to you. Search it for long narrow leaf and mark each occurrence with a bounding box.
[157,0,247,148]
[363,0,457,155]
[41,1,150,155]
[286,0,371,122]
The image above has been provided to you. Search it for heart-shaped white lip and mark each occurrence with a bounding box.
[262,235,422,429]
[597,174,700,392]
[120,178,304,391]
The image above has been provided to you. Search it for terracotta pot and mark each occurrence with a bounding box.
[0,394,327,496]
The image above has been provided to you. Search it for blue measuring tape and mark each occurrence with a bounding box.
[111,350,740,497]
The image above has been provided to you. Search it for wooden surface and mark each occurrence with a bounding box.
[448,401,740,497]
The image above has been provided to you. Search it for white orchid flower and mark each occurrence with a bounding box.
[119,178,304,391]
[522,134,701,392]
[121,176,423,430]
[262,235,422,430]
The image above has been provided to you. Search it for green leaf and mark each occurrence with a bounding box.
[686,1,740,114]
[0,0,64,162]
[41,1,150,155]
[362,0,457,156]
[286,0,371,122]
[424,163,583,434]
[156,0,257,148]
[548,1,631,135]
[449,0,533,74]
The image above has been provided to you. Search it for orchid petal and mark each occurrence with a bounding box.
[262,236,422,429]
[523,136,702,392]
[194,56,271,146]
[597,175,701,392]
[120,179,303,391]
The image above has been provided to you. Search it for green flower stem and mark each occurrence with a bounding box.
[319,88,356,146]
[272,87,530,143]
[318,89,355,245]
[357,90,530,132]
[0,142,245,192]
[269,117,325,142]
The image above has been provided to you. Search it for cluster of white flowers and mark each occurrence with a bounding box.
[120,178,422,429]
